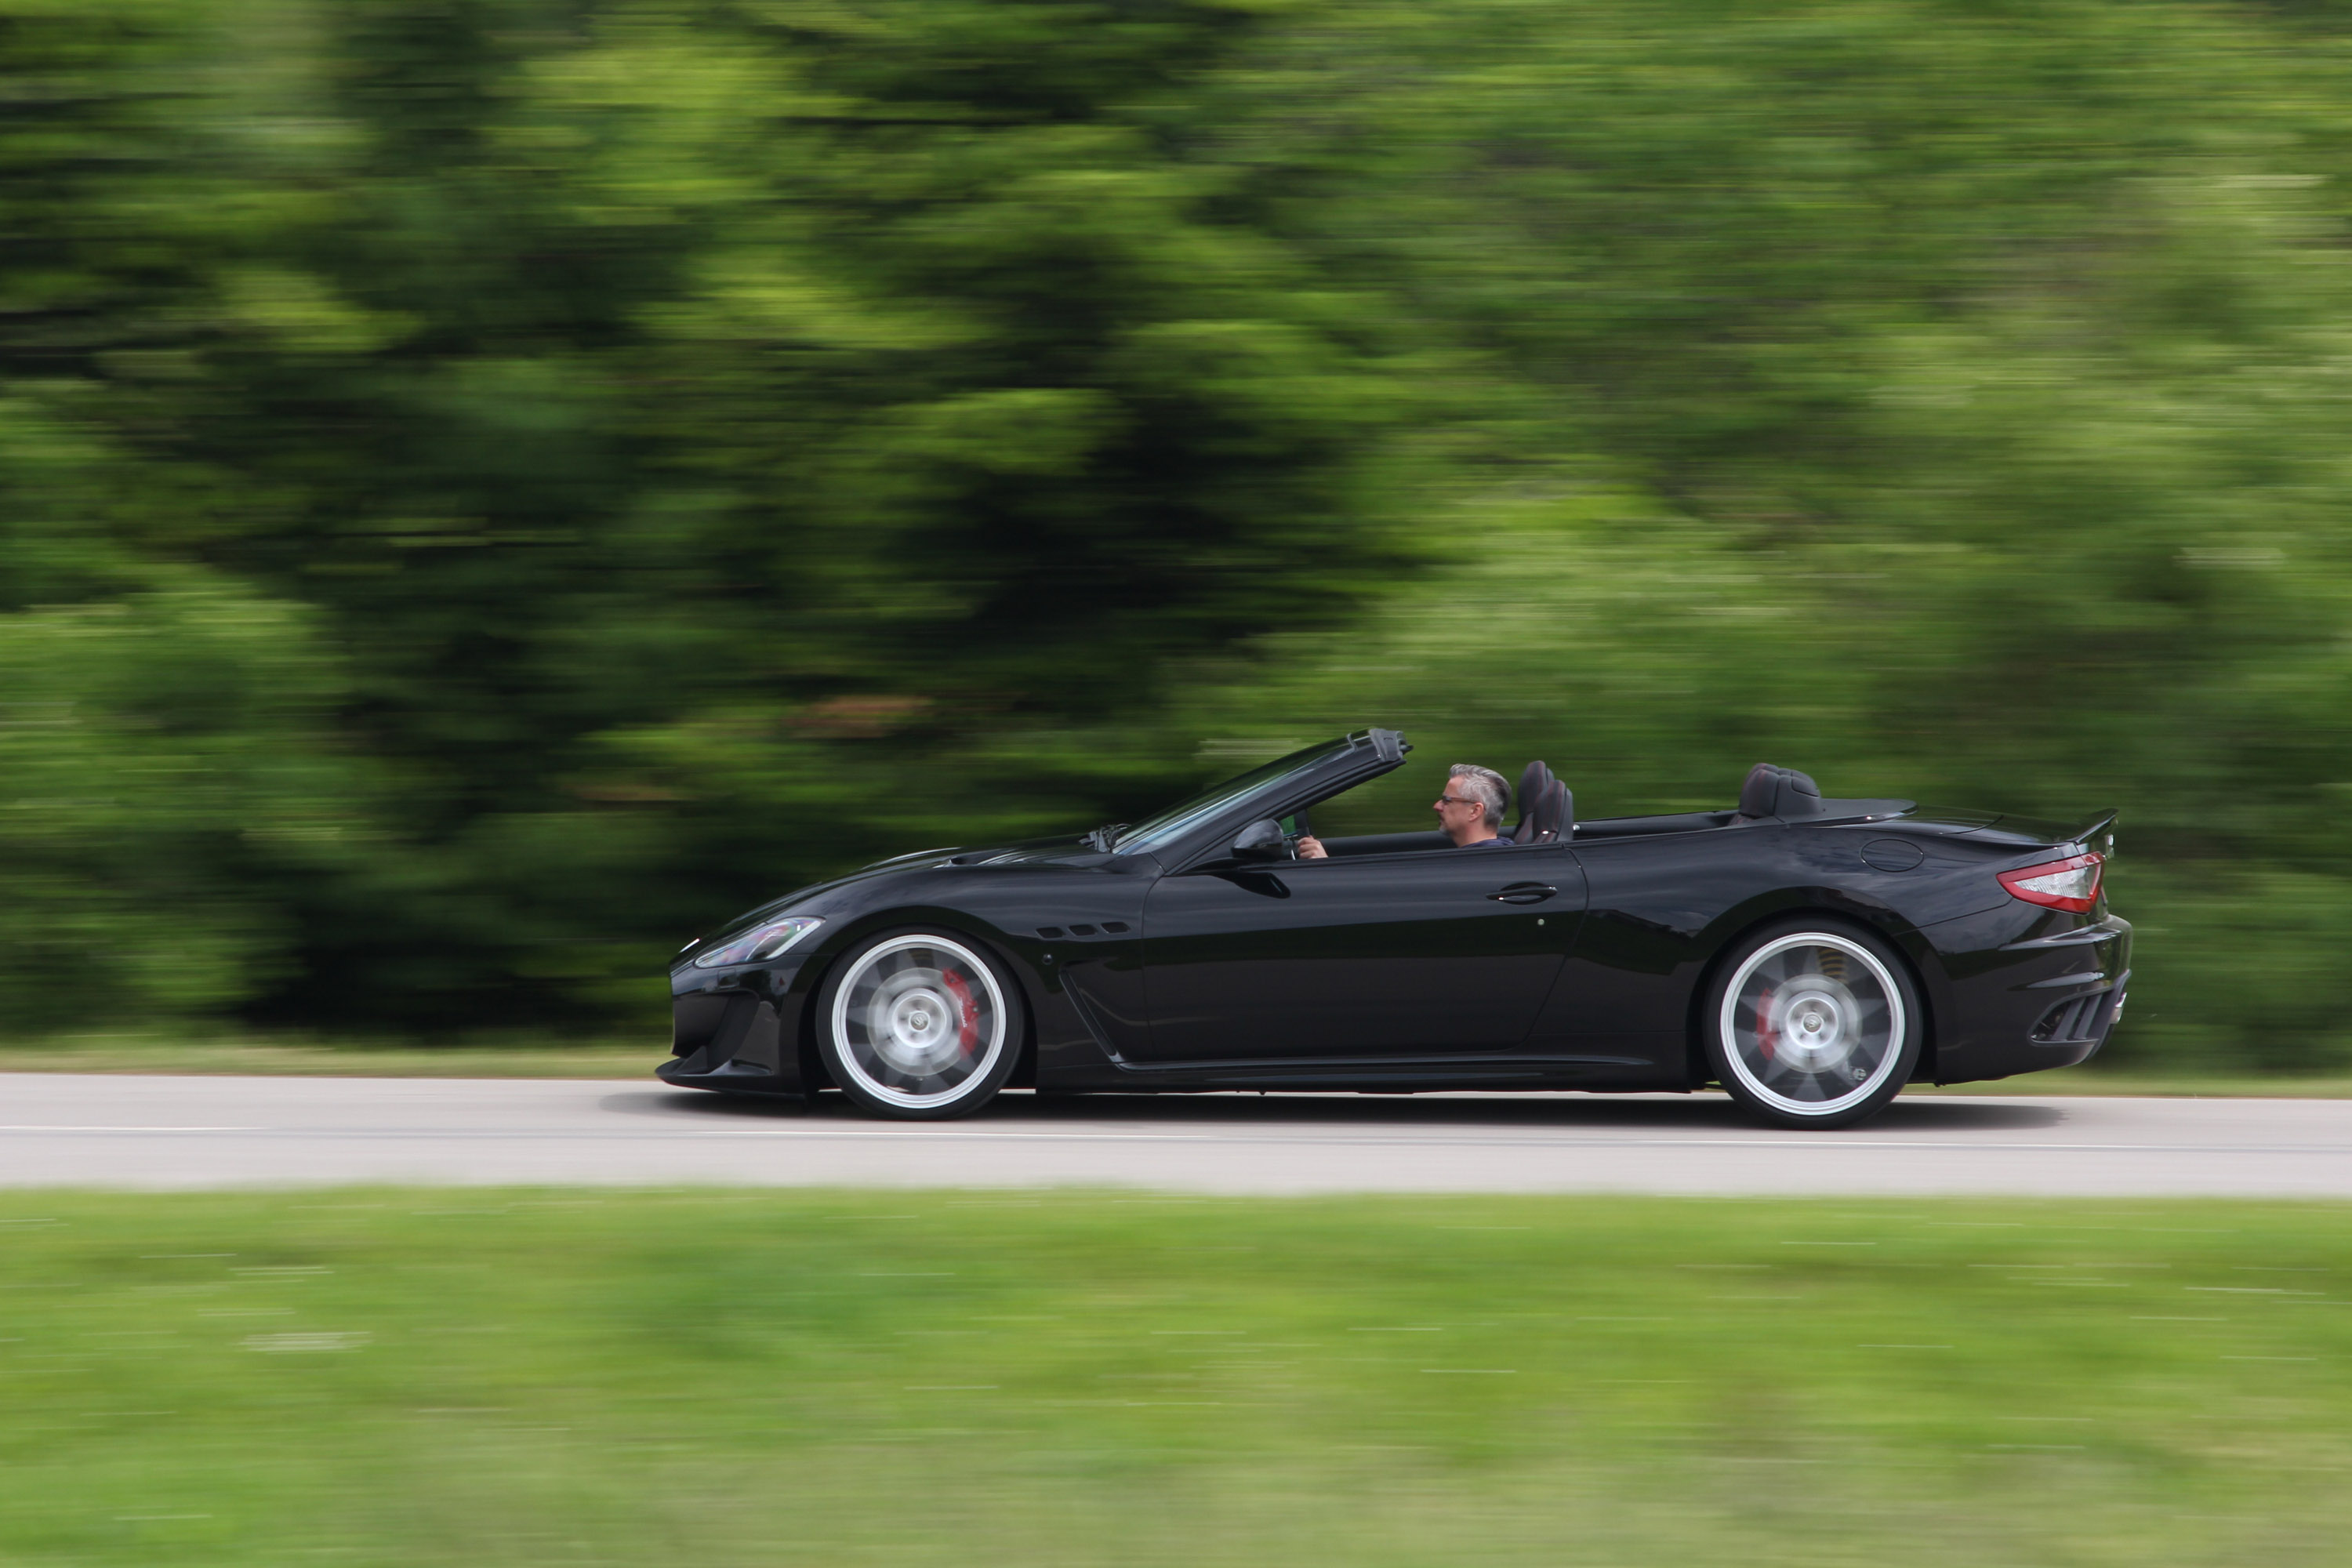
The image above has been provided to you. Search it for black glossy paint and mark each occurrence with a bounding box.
[658,729,2132,1101]
[1135,843,1581,1065]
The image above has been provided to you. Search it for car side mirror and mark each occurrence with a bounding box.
[1230,818,1290,862]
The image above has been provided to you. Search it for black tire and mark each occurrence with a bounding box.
[815,928,1024,1120]
[1703,917,1922,1131]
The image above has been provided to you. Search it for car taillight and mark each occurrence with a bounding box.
[1998,851,2104,913]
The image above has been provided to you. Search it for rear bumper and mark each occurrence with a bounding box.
[1915,910,2132,1084]
[1976,965,2130,1073]
[2027,967,2129,1058]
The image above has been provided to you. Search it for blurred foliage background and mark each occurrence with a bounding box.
[5,0,2351,1069]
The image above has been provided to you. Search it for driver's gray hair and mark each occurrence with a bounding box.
[1449,764,1509,829]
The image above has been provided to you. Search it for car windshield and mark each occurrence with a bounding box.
[1114,738,1352,855]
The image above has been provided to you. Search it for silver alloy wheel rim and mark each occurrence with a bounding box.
[831,935,1007,1110]
[1718,932,1905,1118]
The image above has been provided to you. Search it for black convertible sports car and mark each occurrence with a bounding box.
[662,730,2129,1128]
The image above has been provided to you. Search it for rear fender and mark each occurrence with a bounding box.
[1682,899,1942,1090]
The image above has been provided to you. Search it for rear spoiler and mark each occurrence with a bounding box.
[2071,809,2118,851]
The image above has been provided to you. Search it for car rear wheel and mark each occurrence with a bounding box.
[1704,920,1921,1130]
[816,930,1023,1120]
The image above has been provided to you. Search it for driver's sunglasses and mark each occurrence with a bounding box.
[1436,794,1482,808]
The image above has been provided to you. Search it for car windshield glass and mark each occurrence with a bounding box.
[1114,739,1352,855]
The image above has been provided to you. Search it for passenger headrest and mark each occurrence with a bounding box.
[1734,764,1825,822]
[1523,775,1568,844]
[1512,760,1555,845]
[1777,768,1824,817]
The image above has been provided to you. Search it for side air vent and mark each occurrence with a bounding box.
[1068,924,1098,936]
[1102,921,1130,933]
[1036,927,1064,939]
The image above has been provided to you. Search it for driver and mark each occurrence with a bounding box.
[1296,764,1513,858]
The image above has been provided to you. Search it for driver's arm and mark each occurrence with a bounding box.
[1296,835,1327,860]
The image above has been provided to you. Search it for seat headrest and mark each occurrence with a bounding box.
[1776,768,1823,817]
[1735,764,1825,822]
[1512,761,1555,844]
[1522,775,1568,844]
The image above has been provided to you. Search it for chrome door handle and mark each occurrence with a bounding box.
[1490,883,1558,905]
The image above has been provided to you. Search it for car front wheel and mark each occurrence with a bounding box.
[815,929,1023,1120]
[1704,920,1922,1130]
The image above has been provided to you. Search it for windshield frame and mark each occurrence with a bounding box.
[1113,739,1354,855]
[1112,731,1405,860]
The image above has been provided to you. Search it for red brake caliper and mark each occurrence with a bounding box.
[941,970,980,1052]
[1755,987,1777,1063]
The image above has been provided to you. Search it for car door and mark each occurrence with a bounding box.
[1519,821,1784,1080]
[1132,844,1586,1064]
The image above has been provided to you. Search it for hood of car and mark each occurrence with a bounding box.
[690,835,1109,942]
[935,837,1109,867]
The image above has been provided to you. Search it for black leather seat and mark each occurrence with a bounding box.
[1541,778,1572,841]
[1512,762,1556,844]
[1777,768,1824,818]
[1732,764,1824,824]
[1512,771,1568,844]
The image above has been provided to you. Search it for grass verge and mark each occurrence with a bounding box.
[1,1192,2347,1566]
[1917,1066,2352,1098]
[0,1039,662,1079]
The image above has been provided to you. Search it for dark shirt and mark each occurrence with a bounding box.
[1465,836,1513,848]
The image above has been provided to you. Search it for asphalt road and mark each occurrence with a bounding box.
[2,1073,2350,1196]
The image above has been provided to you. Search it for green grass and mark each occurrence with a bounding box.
[0,1037,663,1079]
[1918,1066,2352,1098]
[2,1193,2348,1566]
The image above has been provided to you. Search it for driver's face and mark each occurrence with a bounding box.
[1434,785,1486,838]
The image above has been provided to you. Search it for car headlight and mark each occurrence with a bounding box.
[691,916,824,968]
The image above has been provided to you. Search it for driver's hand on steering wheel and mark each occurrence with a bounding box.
[1295,835,1327,860]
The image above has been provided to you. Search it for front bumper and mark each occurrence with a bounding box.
[660,955,814,1097]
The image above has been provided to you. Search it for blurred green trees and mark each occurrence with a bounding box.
[4,0,2350,1066]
